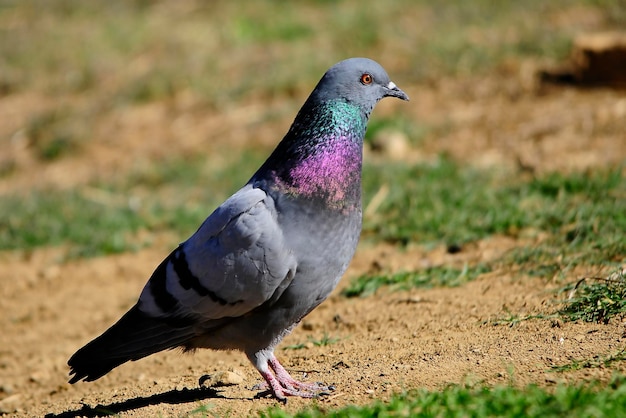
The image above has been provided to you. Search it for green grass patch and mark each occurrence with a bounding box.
[258,376,626,418]
[362,158,516,245]
[551,348,626,373]
[342,263,491,298]
[0,152,265,257]
[487,269,626,326]
[363,159,626,276]
[0,188,184,257]
[558,270,626,324]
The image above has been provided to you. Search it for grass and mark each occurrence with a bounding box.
[187,402,218,418]
[0,152,265,257]
[256,375,626,418]
[486,312,556,327]
[363,159,625,248]
[485,268,626,328]
[2,1,624,100]
[363,159,625,273]
[558,269,626,324]
[342,264,491,298]
[343,161,624,297]
[362,158,517,245]
[283,333,340,351]
[1,188,153,256]
[346,160,625,300]
[550,349,626,372]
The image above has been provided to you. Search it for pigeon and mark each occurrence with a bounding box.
[68,57,409,401]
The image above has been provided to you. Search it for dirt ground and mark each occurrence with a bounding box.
[1,63,626,417]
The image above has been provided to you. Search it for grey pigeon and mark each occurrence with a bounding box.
[68,57,408,401]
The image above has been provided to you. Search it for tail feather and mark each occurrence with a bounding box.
[68,305,195,383]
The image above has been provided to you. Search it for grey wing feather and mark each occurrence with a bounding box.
[139,184,297,320]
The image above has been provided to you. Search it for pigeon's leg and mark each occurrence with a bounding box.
[268,354,333,393]
[250,350,332,401]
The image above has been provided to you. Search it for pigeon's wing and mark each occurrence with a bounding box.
[138,184,297,322]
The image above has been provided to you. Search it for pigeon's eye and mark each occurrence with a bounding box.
[360,73,373,85]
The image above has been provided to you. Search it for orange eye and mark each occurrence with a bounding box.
[360,73,373,85]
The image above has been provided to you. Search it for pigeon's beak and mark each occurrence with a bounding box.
[385,81,409,101]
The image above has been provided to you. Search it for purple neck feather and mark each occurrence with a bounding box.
[277,136,362,206]
[253,100,367,210]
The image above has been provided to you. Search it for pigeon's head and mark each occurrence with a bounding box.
[309,57,409,116]
[255,58,408,206]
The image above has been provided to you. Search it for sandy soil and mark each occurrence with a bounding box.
[1,65,625,417]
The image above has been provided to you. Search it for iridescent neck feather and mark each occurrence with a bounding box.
[254,99,366,210]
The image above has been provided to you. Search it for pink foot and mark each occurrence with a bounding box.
[253,354,334,402]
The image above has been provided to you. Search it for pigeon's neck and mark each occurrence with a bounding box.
[254,99,366,211]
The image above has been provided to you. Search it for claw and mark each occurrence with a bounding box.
[253,354,334,401]
[198,374,211,387]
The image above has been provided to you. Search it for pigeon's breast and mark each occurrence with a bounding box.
[273,137,363,212]
[273,193,362,311]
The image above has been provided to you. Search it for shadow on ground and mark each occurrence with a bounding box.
[45,387,224,418]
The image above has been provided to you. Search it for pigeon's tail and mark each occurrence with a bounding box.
[68,305,195,383]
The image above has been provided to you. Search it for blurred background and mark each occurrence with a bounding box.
[1,0,624,256]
